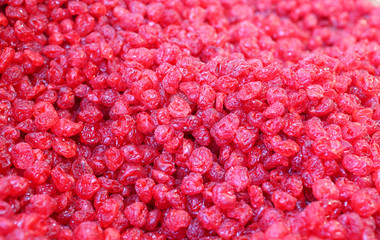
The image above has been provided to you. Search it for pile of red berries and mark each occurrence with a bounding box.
[0,0,380,239]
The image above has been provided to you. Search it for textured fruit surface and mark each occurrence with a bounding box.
[0,0,380,239]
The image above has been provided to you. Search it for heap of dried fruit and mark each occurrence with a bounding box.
[0,0,380,239]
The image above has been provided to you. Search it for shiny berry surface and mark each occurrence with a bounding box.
[0,0,380,239]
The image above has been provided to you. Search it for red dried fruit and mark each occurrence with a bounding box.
[319,220,347,240]
[25,132,52,150]
[225,166,250,192]
[312,179,340,200]
[181,172,204,196]
[212,182,236,210]
[168,96,192,118]
[12,99,34,122]
[271,190,297,211]
[216,219,242,239]
[0,47,15,74]
[210,113,240,146]
[0,0,379,238]
[51,119,83,138]
[154,125,175,144]
[227,201,253,225]
[6,176,29,197]
[51,165,75,193]
[105,147,124,171]
[118,163,147,185]
[71,158,93,179]
[73,222,103,240]
[136,112,155,134]
[75,174,100,200]
[198,205,223,230]
[265,221,290,239]
[342,154,373,177]
[238,81,263,101]
[186,146,213,174]
[124,202,148,228]
[1,65,24,85]
[52,137,77,158]
[350,188,380,218]
[25,194,57,217]
[10,142,35,169]
[24,161,51,185]
[164,209,191,232]
[313,137,343,160]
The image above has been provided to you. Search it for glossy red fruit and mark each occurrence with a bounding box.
[210,113,240,146]
[312,179,340,200]
[350,188,380,218]
[123,202,148,227]
[1,0,379,238]
[73,222,103,240]
[186,147,213,174]
[76,174,100,200]
[212,182,236,210]
[10,142,35,169]
[25,194,57,217]
[198,205,223,230]
[164,209,191,232]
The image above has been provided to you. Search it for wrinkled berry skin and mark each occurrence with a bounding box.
[198,206,223,230]
[186,147,213,174]
[11,142,35,169]
[210,113,240,146]
[123,202,148,227]
[164,209,191,232]
[0,0,380,239]
[76,174,101,200]
[312,179,339,200]
[73,222,103,240]
[212,182,236,210]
